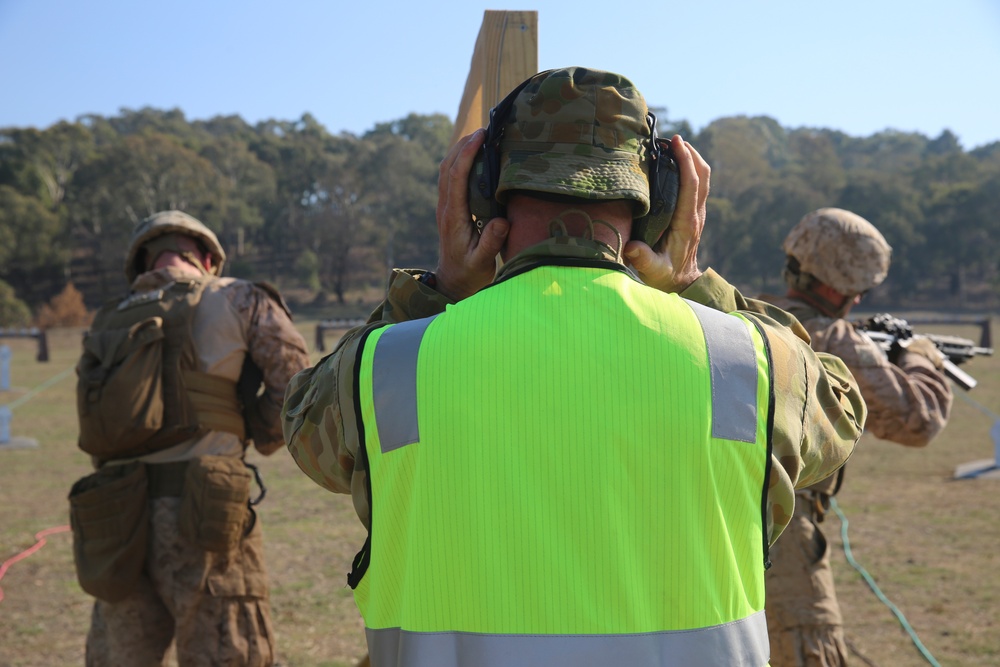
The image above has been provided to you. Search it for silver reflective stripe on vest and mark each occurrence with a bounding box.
[372,304,760,449]
[371,315,440,453]
[685,300,759,443]
[367,610,769,667]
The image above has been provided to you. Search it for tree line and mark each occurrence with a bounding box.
[1,107,997,325]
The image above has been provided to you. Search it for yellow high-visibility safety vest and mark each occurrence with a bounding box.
[352,260,774,667]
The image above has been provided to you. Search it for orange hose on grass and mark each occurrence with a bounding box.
[0,525,71,604]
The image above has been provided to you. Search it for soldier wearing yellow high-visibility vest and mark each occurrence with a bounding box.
[283,68,866,667]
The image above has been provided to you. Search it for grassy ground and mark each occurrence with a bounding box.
[828,322,1000,667]
[0,322,368,667]
[1,318,998,666]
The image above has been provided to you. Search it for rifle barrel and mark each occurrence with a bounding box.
[943,359,977,391]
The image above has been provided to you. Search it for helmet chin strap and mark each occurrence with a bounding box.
[149,250,209,276]
[179,251,210,275]
[547,209,624,262]
[144,234,210,276]
[783,264,853,318]
[143,234,209,276]
[794,288,853,319]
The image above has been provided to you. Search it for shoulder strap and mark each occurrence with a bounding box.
[253,281,293,319]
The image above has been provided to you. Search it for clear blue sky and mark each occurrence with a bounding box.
[2,0,999,148]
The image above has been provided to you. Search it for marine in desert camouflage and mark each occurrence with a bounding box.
[74,210,310,667]
[759,207,953,667]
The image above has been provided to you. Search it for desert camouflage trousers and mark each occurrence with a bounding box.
[765,493,849,667]
[86,497,274,667]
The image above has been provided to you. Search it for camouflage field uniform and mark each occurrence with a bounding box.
[86,265,310,667]
[282,238,866,551]
[759,294,953,667]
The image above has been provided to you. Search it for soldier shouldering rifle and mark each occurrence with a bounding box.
[757,207,983,667]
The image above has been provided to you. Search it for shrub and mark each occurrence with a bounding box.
[34,282,93,328]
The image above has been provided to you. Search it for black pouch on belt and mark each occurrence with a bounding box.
[178,455,252,553]
[68,462,149,602]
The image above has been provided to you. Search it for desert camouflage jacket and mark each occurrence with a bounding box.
[761,295,952,466]
[283,239,866,544]
[128,266,311,461]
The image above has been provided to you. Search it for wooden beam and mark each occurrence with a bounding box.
[450,10,538,148]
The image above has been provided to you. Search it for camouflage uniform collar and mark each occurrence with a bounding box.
[497,236,636,282]
[761,293,833,326]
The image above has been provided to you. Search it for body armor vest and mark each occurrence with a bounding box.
[76,276,244,462]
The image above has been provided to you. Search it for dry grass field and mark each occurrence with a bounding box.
[0,317,997,667]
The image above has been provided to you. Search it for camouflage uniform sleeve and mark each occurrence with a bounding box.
[230,282,312,455]
[282,269,452,527]
[681,268,867,543]
[807,319,952,447]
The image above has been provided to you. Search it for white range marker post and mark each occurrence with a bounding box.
[0,343,39,449]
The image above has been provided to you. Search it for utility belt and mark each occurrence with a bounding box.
[68,455,265,602]
[795,489,832,523]
[184,371,246,442]
[795,467,845,523]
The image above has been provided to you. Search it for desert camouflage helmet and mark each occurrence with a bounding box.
[782,208,892,296]
[125,210,226,282]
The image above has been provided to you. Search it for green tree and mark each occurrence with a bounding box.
[2,103,994,312]
[250,114,343,285]
[106,107,208,148]
[0,186,68,304]
[698,116,786,201]
[362,117,449,273]
[307,141,378,304]
[67,133,225,296]
[740,178,828,293]
[698,197,750,282]
[0,279,31,327]
[837,173,924,304]
[368,113,453,160]
[0,122,96,207]
[840,130,927,174]
[924,176,1000,305]
[785,129,847,198]
[199,137,277,259]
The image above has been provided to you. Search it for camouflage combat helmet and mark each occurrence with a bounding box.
[494,67,653,216]
[782,208,892,296]
[125,210,226,282]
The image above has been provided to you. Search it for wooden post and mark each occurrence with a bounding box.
[449,10,538,148]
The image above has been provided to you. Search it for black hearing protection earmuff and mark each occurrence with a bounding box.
[467,71,544,225]
[466,71,680,248]
[632,114,681,249]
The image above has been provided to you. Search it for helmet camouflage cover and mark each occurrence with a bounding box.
[495,67,653,217]
[125,210,226,282]
[782,208,892,296]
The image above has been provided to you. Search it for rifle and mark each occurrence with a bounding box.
[854,313,994,391]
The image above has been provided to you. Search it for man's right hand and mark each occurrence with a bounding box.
[434,130,510,302]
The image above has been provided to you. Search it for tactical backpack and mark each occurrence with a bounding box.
[76,277,245,462]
